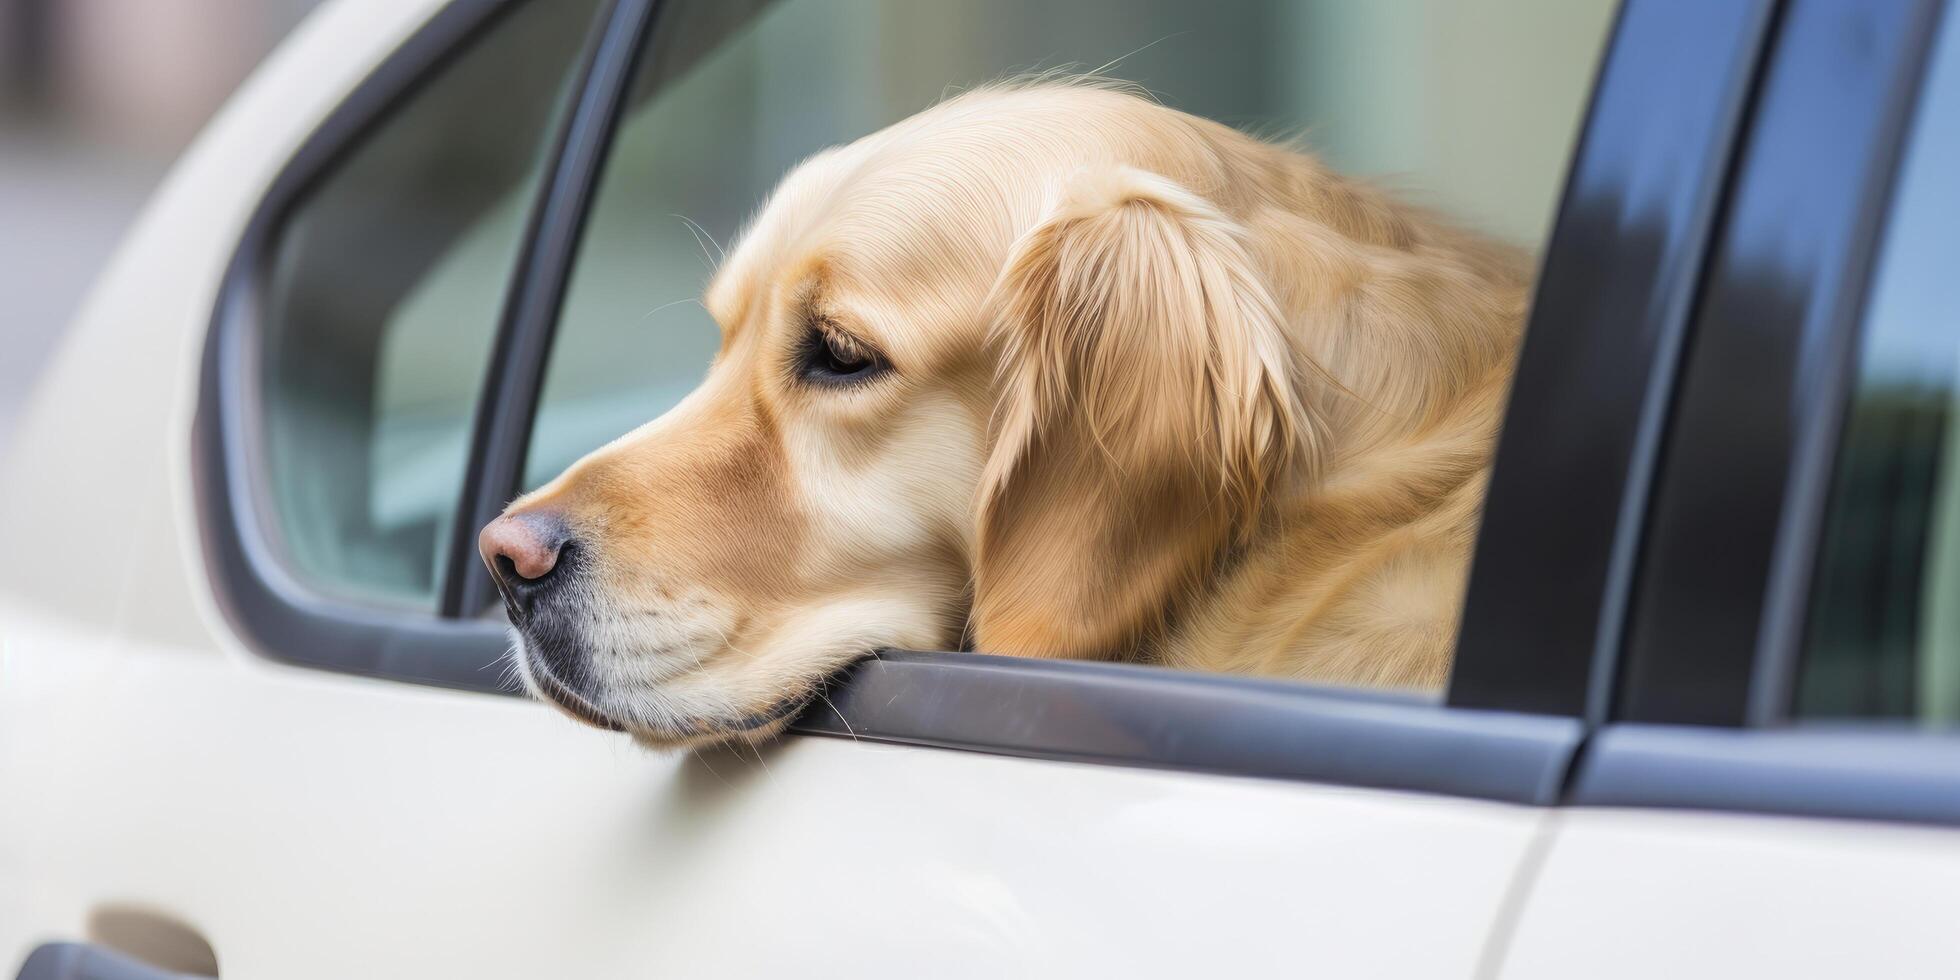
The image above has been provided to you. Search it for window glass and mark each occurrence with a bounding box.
[259,0,599,608]
[523,0,1615,490]
[1798,13,1960,722]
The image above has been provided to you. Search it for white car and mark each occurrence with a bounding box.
[7,0,1960,976]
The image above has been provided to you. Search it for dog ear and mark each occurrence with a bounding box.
[972,167,1321,659]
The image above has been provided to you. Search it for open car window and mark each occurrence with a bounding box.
[519,0,1617,694]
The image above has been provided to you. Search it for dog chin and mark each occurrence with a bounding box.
[508,634,625,732]
[627,711,800,751]
[508,629,819,749]
[618,683,822,749]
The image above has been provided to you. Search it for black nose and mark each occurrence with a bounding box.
[479,511,572,618]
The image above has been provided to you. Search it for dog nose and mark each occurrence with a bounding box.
[479,512,571,599]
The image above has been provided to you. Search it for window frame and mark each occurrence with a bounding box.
[1576,0,1960,826]
[1451,0,1779,718]
[196,0,1769,805]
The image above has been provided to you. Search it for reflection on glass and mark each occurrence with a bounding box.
[1799,12,1960,722]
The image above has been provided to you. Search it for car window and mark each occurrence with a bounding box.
[520,0,1614,683]
[1799,12,1960,722]
[256,0,599,609]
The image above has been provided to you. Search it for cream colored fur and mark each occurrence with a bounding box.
[500,82,1528,746]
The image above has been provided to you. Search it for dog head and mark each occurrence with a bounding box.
[483,83,1354,747]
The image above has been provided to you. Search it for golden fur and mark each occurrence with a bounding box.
[498,82,1528,746]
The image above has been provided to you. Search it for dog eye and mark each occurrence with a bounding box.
[799,325,887,385]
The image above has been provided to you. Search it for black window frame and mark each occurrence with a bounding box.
[1576,0,1960,827]
[195,0,1770,806]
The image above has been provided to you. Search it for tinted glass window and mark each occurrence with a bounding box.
[258,0,598,608]
[1799,13,1960,722]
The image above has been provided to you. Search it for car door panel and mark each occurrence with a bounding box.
[1500,809,1960,979]
[3,626,1545,977]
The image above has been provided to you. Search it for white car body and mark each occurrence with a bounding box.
[3,1,1959,977]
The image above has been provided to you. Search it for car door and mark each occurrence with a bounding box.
[0,0,1762,977]
[1498,0,1960,976]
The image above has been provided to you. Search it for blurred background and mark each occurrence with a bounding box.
[0,0,321,456]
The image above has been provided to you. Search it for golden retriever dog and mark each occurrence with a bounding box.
[479,81,1529,747]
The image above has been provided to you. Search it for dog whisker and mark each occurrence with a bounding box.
[671,212,725,267]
